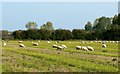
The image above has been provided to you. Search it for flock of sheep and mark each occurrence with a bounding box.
[2,40,119,52]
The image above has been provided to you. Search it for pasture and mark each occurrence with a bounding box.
[1,40,119,72]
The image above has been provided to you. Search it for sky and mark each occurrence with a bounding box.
[1,2,118,31]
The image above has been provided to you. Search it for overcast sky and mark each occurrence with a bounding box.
[1,1,119,31]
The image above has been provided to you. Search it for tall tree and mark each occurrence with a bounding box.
[112,15,118,25]
[85,21,92,31]
[25,21,38,29]
[40,21,54,30]
[72,29,87,39]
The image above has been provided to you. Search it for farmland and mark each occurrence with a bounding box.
[1,40,119,72]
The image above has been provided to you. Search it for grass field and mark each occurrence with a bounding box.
[1,40,119,72]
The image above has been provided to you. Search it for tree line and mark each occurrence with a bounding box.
[2,14,120,41]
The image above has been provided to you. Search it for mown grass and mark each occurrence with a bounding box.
[3,46,118,72]
[21,40,118,57]
[2,40,119,72]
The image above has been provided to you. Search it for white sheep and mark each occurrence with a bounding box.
[18,41,22,43]
[115,41,118,43]
[53,44,58,48]
[47,41,51,43]
[87,46,94,51]
[102,41,105,44]
[76,46,82,50]
[38,40,40,42]
[81,46,88,51]
[102,44,106,48]
[19,44,25,47]
[112,41,115,43]
[61,45,67,49]
[3,43,6,46]
[90,41,93,43]
[57,46,64,50]
[33,43,38,46]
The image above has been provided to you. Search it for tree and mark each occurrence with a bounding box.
[40,21,54,30]
[13,30,22,40]
[53,29,72,40]
[25,21,38,29]
[92,17,112,40]
[118,13,120,25]
[26,29,39,40]
[72,29,87,39]
[112,15,118,25]
[38,29,51,40]
[85,21,92,31]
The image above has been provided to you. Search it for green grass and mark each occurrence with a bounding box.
[2,40,119,72]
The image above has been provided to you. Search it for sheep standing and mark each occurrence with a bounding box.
[61,45,67,49]
[18,41,22,43]
[102,44,106,48]
[81,46,88,51]
[53,44,58,48]
[33,43,38,46]
[19,44,25,47]
[76,46,82,50]
[87,46,94,51]
[57,46,64,50]
[47,41,51,43]
[3,43,6,46]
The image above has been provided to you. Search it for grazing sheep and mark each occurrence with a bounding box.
[90,41,93,43]
[115,41,119,43]
[19,44,25,47]
[57,46,64,50]
[3,43,6,46]
[87,46,94,51]
[18,41,22,43]
[56,41,60,44]
[33,43,38,46]
[53,44,58,48]
[112,41,115,43]
[81,41,85,44]
[2,40,5,42]
[61,45,67,49]
[102,44,106,48]
[76,46,82,50]
[102,41,105,44]
[95,41,97,43]
[81,46,88,51]
[47,41,51,43]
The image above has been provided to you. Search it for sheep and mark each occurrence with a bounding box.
[33,43,38,46]
[115,41,119,43]
[102,44,106,48]
[102,41,105,44]
[57,46,64,50]
[61,44,67,49]
[90,41,93,43]
[19,44,25,47]
[81,41,85,44]
[56,41,60,44]
[87,46,94,51]
[18,41,22,43]
[112,41,115,43]
[53,44,58,48]
[76,46,82,50]
[47,41,51,43]
[3,43,6,46]
[2,40,5,42]
[81,46,89,51]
